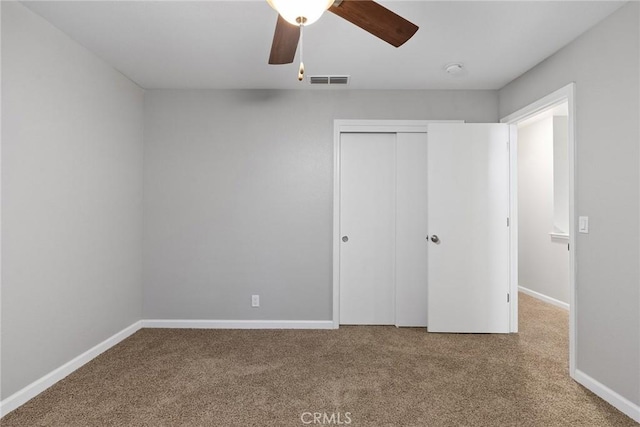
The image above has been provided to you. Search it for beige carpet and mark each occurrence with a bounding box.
[2,293,637,426]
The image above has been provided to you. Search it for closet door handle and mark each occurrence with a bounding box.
[342,236,349,243]
[430,235,440,244]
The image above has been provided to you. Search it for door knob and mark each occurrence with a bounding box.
[430,235,440,244]
[342,236,349,242]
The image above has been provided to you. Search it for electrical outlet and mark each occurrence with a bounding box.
[251,295,260,308]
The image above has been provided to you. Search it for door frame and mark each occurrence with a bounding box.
[500,83,577,375]
[332,120,461,328]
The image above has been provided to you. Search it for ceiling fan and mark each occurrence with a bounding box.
[266,0,419,80]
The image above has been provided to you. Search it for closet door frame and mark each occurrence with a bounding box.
[332,120,461,328]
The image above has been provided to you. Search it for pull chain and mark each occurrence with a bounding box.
[298,22,305,81]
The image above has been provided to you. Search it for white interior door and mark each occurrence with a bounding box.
[395,133,429,327]
[340,133,396,325]
[427,123,511,333]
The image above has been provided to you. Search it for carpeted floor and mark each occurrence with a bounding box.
[2,293,637,426]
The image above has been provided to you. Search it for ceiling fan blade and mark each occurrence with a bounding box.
[269,15,300,64]
[328,0,419,47]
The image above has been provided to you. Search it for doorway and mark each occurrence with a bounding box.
[517,102,571,309]
[501,83,577,376]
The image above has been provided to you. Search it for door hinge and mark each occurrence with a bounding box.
[507,217,510,227]
[507,293,510,303]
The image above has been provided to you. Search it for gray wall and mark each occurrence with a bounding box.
[1,2,144,399]
[518,116,569,304]
[500,2,640,406]
[143,90,498,320]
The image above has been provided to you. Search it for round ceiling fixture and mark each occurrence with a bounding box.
[444,63,465,75]
[266,0,335,26]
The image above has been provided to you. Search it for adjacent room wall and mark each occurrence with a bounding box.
[518,115,569,305]
[500,1,640,407]
[1,1,144,399]
[143,89,498,320]
[553,116,569,234]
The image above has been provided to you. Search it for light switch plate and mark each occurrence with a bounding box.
[578,216,589,234]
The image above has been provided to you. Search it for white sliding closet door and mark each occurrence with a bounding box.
[339,133,396,325]
[339,132,428,326]
[395,133,429,327]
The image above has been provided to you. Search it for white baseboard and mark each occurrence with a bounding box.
[0,318,335,417]
[519,286,569,310]
[141,319,335,329]
[0,321,142,418]
[574,369,640,423]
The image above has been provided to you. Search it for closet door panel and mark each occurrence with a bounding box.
[395,132,429,327]
[339,133,396,325]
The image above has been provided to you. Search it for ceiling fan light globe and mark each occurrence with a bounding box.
[266,0,334,26]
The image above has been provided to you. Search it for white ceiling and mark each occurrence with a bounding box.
[22,0,626,90]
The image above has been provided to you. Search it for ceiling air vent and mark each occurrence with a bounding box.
[309,75,350,86]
